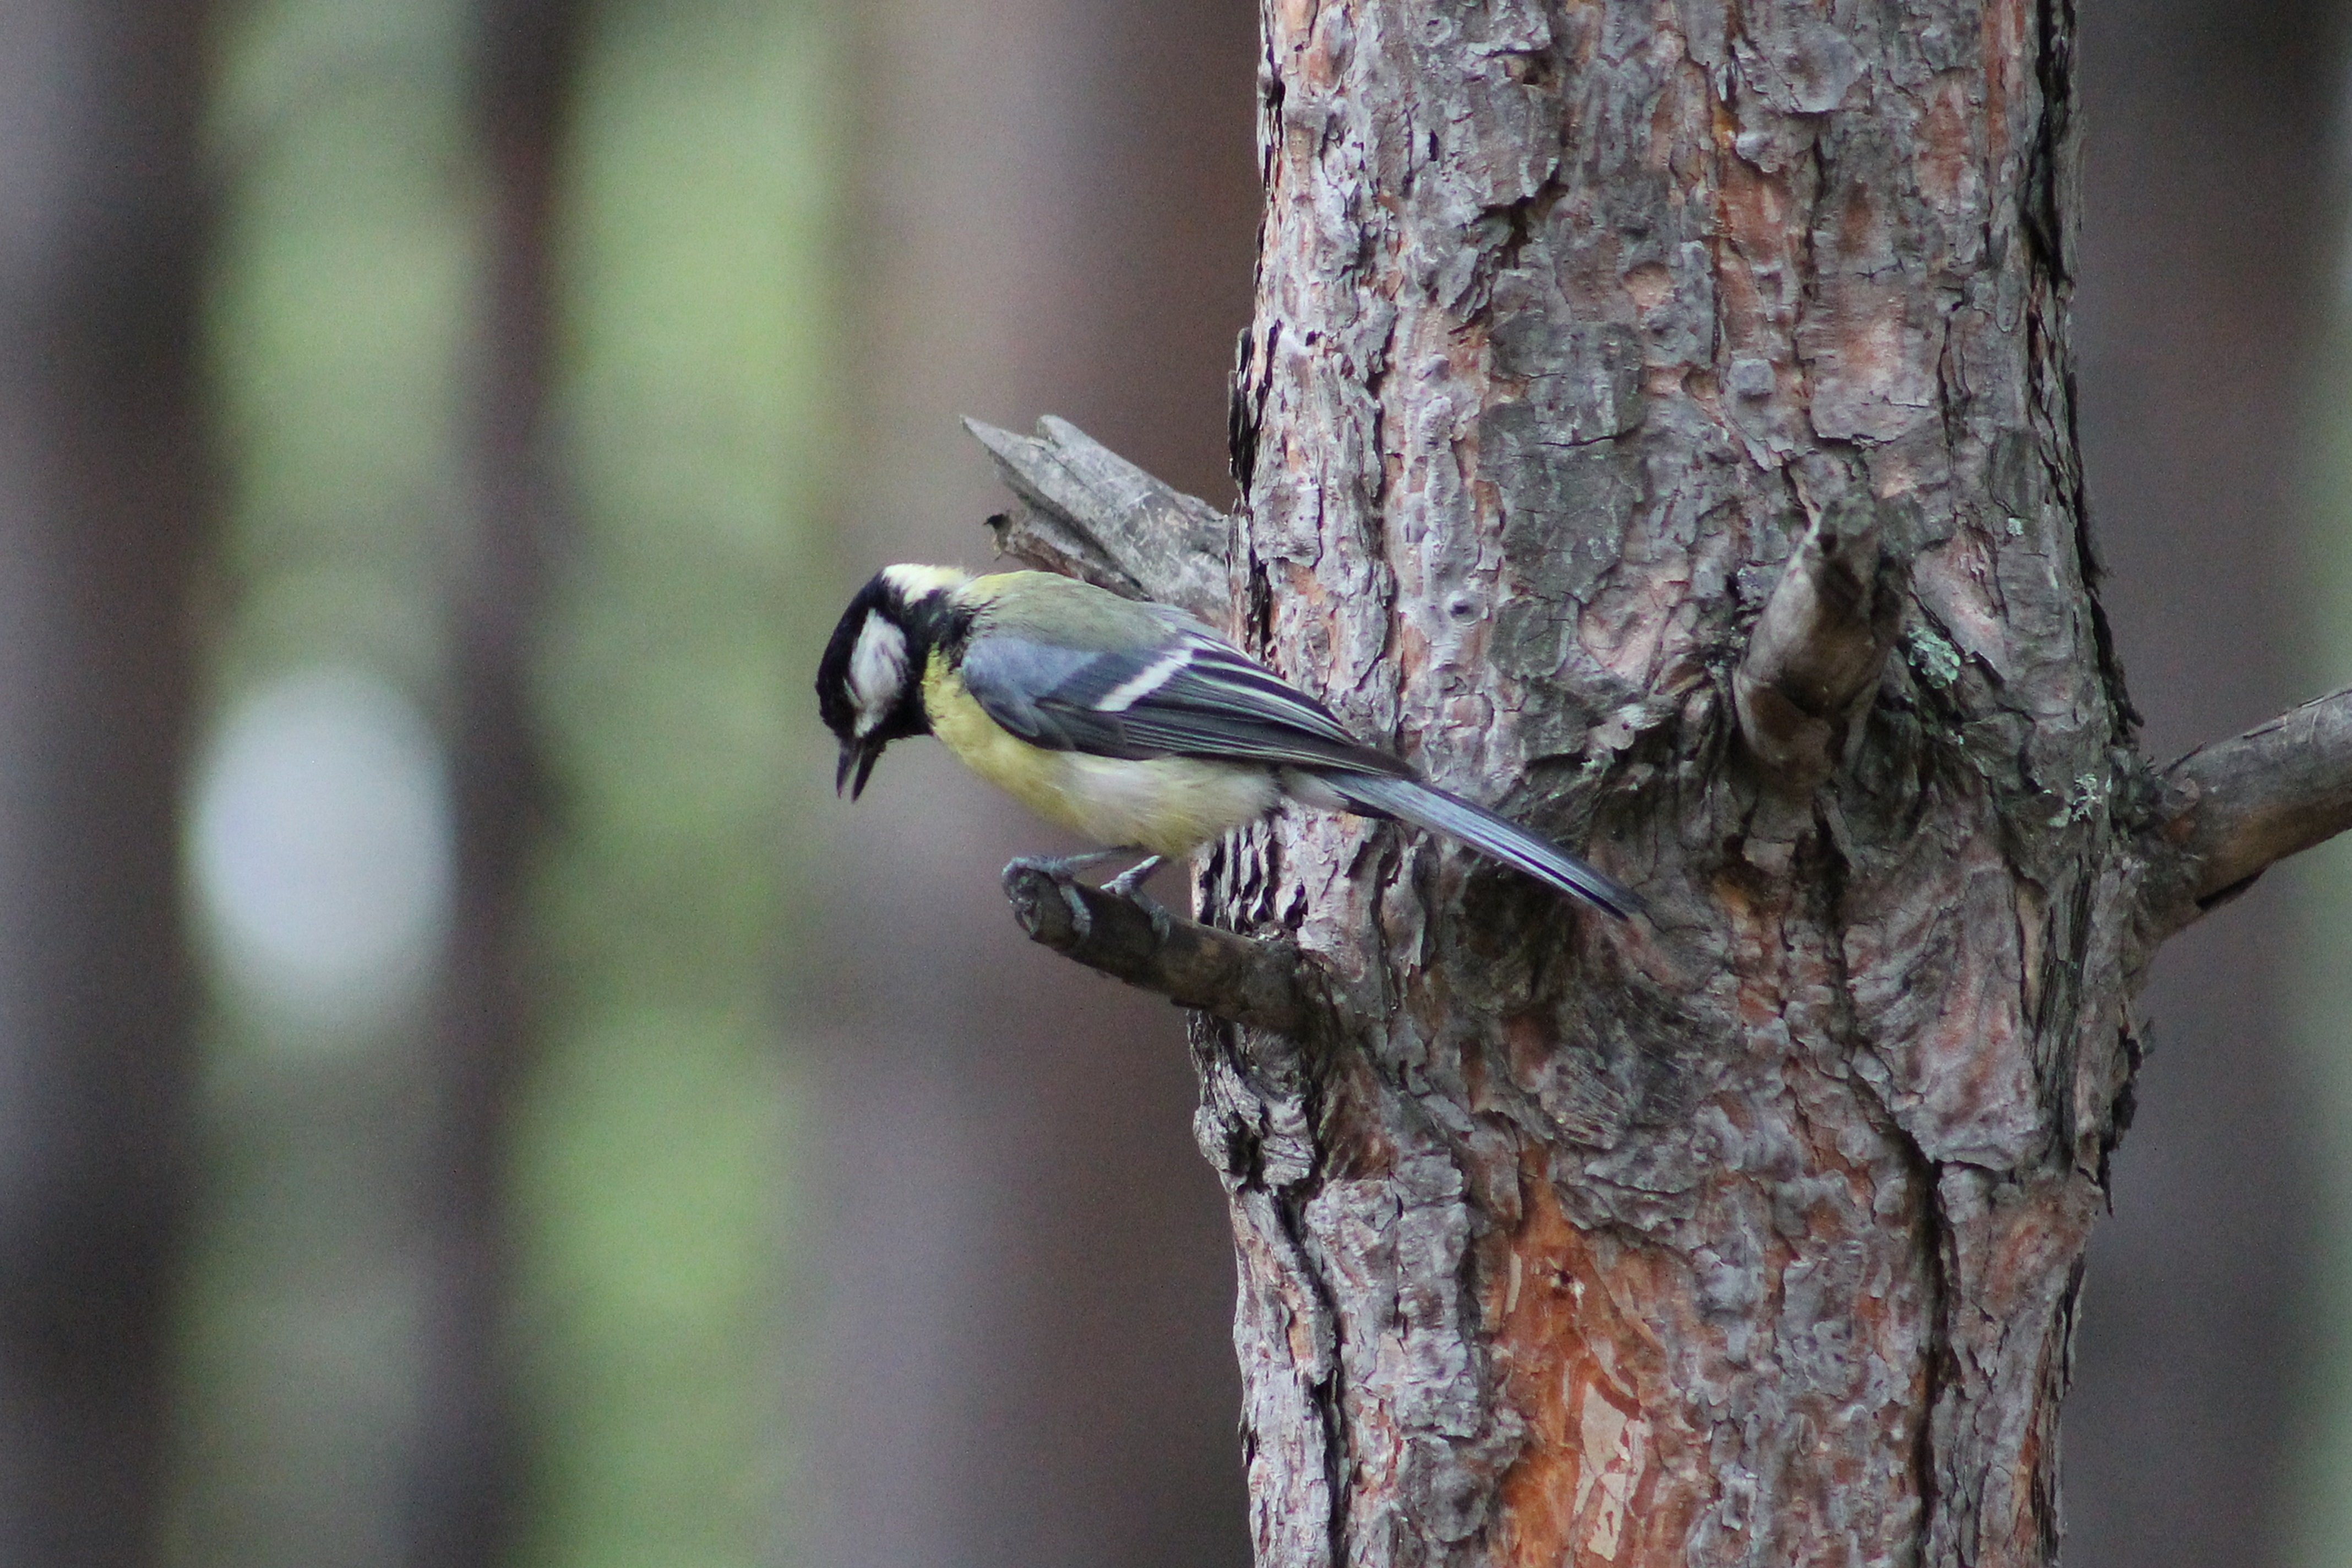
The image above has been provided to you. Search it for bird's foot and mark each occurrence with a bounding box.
[1002,848,1126,881]
[1000,851,1174,944]
[1002,853,1110,941]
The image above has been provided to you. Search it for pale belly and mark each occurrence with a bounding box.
[926,665,1278,857]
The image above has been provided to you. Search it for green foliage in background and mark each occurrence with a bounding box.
[171,0,838,1564]
[206,0,476,693]
[513,3,839,1565]
[170,6,477,1564]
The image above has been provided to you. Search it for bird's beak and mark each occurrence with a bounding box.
[836,737,884,800]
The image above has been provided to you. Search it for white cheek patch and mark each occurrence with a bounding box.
[848,613,910,736]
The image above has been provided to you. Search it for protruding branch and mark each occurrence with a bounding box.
[965,415,1233,625]
[1733,506,1901,790]
[2142,684,2352,937]
[1002,862,1333,1038]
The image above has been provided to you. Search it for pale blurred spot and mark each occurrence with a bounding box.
[190,666,451,1032]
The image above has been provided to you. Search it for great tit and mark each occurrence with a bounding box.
[815,564,1641,919]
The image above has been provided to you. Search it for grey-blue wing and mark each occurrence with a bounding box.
[956,622,1640,918]
[958,629,1406,775]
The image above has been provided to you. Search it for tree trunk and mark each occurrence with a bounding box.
[1187,2,2168,1564]
[405,2,579,1562]
[0,1,208,1561]
[981,2,2352,1560]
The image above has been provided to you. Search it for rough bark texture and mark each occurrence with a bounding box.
[1194,2,2139,1564]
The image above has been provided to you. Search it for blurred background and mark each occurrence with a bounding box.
[0,0,2344,1565]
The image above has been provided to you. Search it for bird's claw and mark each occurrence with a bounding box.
[1101,854,1164,900]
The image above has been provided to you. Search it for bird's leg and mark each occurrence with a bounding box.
[1099,855,1174,943]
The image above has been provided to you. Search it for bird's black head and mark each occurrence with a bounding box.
[815,565,966,799]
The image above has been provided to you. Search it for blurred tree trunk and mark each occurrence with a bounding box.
[410,2,577,1561]
[0,1,209,1564]
[816,1,1257,1564]
[2064,1,2345,1562]
[1199,2,2173,1562]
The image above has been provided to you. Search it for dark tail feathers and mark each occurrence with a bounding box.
[1322,772,1643,920]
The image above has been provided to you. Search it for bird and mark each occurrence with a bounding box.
[815,564,1641,919]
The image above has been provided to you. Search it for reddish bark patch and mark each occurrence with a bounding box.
[1915,70,1980,214]
[1488,1162,1698,1566]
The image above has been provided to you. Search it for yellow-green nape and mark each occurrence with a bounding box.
[880,563,971,600]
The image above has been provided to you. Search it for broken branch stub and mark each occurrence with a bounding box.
[965,415,1233,626]
[2142,684,2352,937]
[1001,861,1332,1038]
[1734,506,1901,791]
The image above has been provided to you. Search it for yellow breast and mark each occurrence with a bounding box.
[923,652,1278,857]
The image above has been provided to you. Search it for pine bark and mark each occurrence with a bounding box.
[1198,2,2130,1563]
